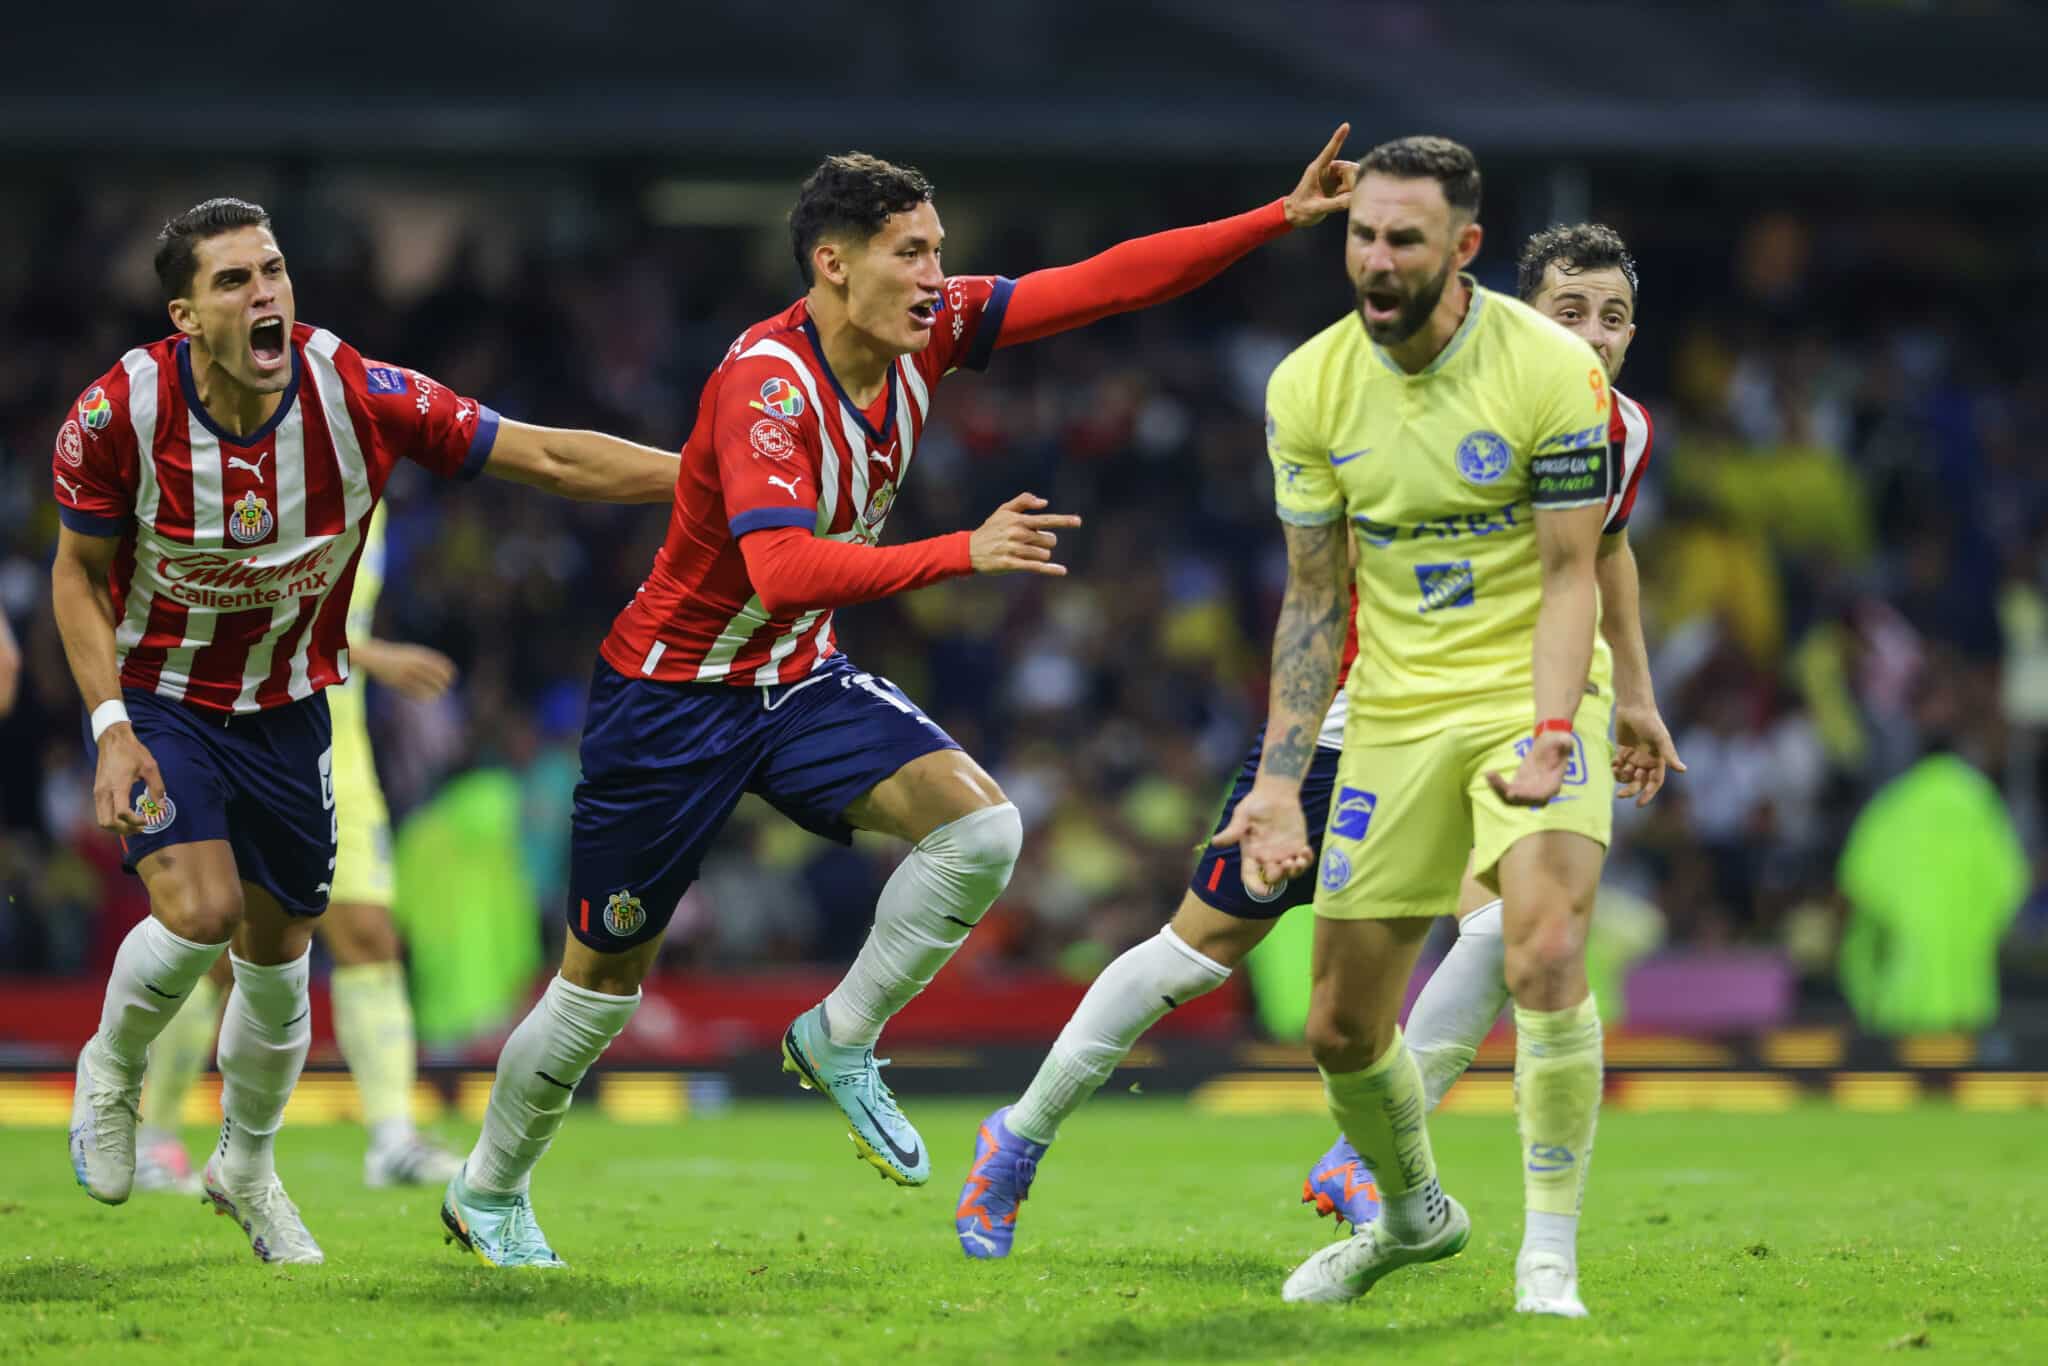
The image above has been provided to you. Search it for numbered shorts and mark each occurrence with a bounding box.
[103,688,337,917]
[1312,709,1613,921]
[567,653,960,952]
[1187,729,1343,920]
[324,682,395,908]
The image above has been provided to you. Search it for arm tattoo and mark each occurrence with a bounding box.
[1263,520,1349,780]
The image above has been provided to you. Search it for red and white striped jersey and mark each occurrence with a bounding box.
[52,325,498,714]
[600,276,1012,686]
[1315,387,1653,747]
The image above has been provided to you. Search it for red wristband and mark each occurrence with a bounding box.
[1534,717,1575,737]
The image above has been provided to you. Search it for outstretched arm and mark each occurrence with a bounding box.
[482,419,681,504]
[996,125,1356,348]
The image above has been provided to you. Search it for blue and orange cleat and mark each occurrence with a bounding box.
[1302,1134,1381,1228]
[954,1106,1048,1259]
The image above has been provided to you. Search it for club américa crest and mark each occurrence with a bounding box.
[133,792,177,835]
[228,490,274,545]
[603,891,647,937]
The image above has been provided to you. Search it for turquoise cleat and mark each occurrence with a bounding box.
[441,1167,567,1269]
[781,1005,930,1186]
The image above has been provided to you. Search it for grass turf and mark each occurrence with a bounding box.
[2,1100,2043,1363]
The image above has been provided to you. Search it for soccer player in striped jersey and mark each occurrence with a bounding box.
[442,131,1360,1269]
[53,197,681,1264]
[955,220,1677,1279]
[131,503,472,1197]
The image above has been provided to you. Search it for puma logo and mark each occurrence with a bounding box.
[227,452,269,478]
[869,449,897,475]
[767,474,805,501]
[55,474,82,502]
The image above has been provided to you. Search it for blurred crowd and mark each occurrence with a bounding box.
[5,171,2048,1023]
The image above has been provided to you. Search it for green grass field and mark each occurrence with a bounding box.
[3,1100,2044,1364]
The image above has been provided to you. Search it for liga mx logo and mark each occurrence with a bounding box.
[603,891,647,938]
[79,387,113,431]
[228,490,274,545]
[134,792,177,835]
[1456,430,1510,485]
[759,377,805,419]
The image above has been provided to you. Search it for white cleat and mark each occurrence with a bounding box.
[202,1157,325,1265]
[1282,1195,1471,1304]
[68,1037,142,1205]
[1515,1252,1589,1318]
[365,1132,466,1188]
[134,1129,203,1196]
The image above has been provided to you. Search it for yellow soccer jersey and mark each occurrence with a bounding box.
[1267,278,1614,742]
[327,501,387,787]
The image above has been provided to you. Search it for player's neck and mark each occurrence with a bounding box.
[807,293,895,406]
[1381,276,1473,376]
[188,340,283,437]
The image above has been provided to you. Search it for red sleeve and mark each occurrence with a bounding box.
[996,200,1292,349]
[738,526,973,617]
[713,356,829,537]
[54,372,139,536]
[922,275,1015,378]
[341,346,499,482]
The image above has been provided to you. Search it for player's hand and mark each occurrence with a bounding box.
[1282,123,1359,228]
[363,642,459,701]
[1487,730,1574,808]
[94,724,166,835]
[1210,778,1313,897]
[1612,702,1686,807]
[970,493,1082,578]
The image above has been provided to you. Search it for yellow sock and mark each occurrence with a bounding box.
[1323,1029,1444,1240]
[1514,994,1603,1218]
[140,972,222,1132]
[331,961,418,1141]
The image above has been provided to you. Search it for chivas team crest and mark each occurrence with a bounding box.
[134,792,177,835]
[228,490,274,545]
[603,891,647,937]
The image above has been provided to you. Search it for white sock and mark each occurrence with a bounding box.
[823,803,1022,1048]
[1521,1210,1579,1269]
[1408,900,1508,1111]
[1009,926,1232,1143]
[214,948,312,1190]
[466,975,638,1196]
[96,918,230,1077]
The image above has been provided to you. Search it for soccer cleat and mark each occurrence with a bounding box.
[365,1131,466,1188]
[1302,1134,1381,1228]
[954,1106,1048,1259]
[1281,1194,1470,1304]
[780,1005,929,1186]
[1515,1251,1589,1318]
[134,1128,202,1195]
[440,1167,567,1269]
[69,1036,142,1205]
[202,1157,324,1265]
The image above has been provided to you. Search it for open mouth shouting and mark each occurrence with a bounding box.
[907,298,939,332]
[249,314,288,373]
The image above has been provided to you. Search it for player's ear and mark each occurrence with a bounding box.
[167,296,202,340]
[1454,220,1483,271]
[812,238,851,289]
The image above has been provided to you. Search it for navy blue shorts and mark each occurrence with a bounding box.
[103,689,336,917]
[567,654,960,952]
[1186,729,1343,921]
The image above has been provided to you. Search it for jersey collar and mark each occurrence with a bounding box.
[177,336,302,447]
[800,317,898,447]
[1369,273,1486,380]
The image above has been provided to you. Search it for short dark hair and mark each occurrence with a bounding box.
[154,197,272,302]
[1360,136,1481,219]
[788,153,934,287]
[1516,222,1640,304]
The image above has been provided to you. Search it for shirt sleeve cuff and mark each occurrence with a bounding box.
[457,406,501,481]
[731,506,818,537]
[962,277,1015,373]
[1275,505,1345,527]
[58,505,128,536]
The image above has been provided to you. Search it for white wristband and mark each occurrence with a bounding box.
[90,699,131,742]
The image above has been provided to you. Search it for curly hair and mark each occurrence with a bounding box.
[788,153,935,287]
[1516,222,1639,304]
[154,197,271,302]
[1360,136,1481,219]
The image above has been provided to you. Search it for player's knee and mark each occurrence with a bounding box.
[160,885,245,945]
[1503,918,1586,1003]
[1305,999,1387,1073]
[319,903,400,965]
[929,800,1022,914]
